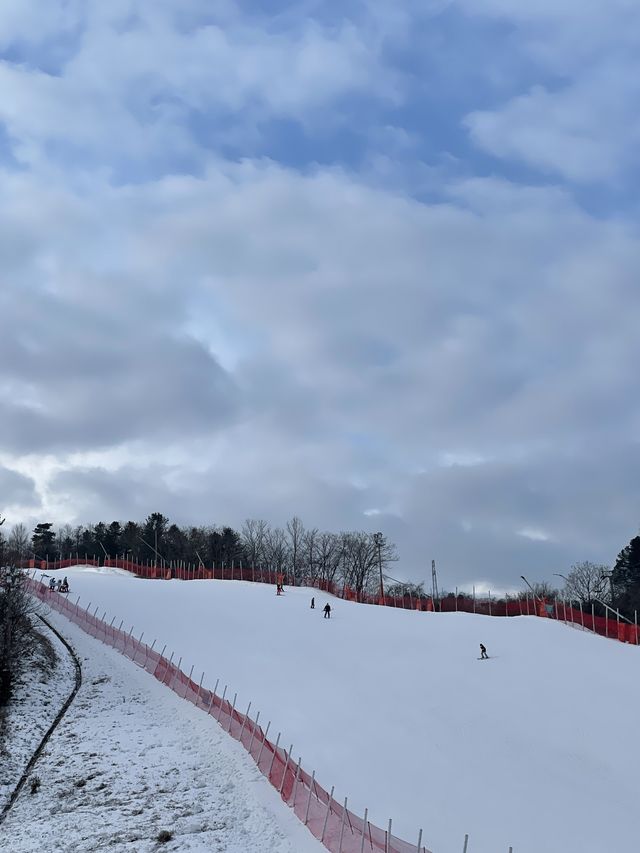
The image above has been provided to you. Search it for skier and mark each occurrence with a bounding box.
[310,597,315,609]
[323,603,331,619]
[479,643,488,660]
[55,578,62,592]
[61,577,69,593]
[48,577,56,591]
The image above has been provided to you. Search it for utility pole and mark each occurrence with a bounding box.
[431,559,439,611]
[373,532,385,601]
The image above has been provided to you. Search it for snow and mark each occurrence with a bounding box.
[4,608,326,853]
[30,567,640,853]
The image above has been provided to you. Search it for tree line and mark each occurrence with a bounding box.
[1,514,398,598]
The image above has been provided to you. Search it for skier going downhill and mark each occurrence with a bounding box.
[479,643,488,660]
[311,597,315,609]
[323,603,331,619]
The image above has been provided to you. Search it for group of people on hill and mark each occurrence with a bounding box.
[276,585,332,618]
[48,575,69,593]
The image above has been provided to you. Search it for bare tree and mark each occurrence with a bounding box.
[302,527,319,582]
[264,527,288,577]
[241,519,269,570]
[315,532,342,586]
[341,532,379,596]
[286,516,305,587]
[57,523,75,556]
[563,561,611,604]
[7,523,29,564]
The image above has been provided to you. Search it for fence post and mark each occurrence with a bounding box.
[256,721,271,766]
[580,600,584,629]
[184,664,194,698]
[217,686,227,721]
[360,808,368,853]
[239,702,251,742]
[321,786,335,842]
[291,757,301,806]
[268,733,281,780]
[304,771,316,825]
[592,603,595,634]
[338,798,348,853]
[279,744,293,793]
[248,711,260,754]
[462,834,469,853]
[227,692,237,733]
[385,818,392,853]
[196,672,204,704]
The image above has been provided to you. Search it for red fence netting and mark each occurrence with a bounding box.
[27,577,430,853]
[28,556,639,647]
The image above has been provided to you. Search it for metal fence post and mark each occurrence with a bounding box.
[360,808,368,853]
[338,798,348,853]
[268,732,281,780]
[227,692,237,733]
[279,744,293,794]
[304,771,316,825]
[239,702,251,742]
[321,786,335,842]
[462,833,469,853]
[248,711,260,754]
[217,686,227,721]
[256,721,271,766]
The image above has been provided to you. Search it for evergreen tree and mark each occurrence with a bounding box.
[612,535,640,615]
[31,523,56,560]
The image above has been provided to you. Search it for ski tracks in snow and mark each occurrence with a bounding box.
[3,612,324,853]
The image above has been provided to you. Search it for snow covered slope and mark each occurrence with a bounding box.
[47,567,640,853]
[5,609,325,853]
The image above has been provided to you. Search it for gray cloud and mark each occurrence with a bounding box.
[0,466,39,509]
[0,2,638,590]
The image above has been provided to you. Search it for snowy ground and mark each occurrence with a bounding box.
[3,609,325,853]
[36,568,640,853]
[1,621,76,810]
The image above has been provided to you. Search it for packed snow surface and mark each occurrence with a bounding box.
[46,567,640,853]
[5,608,325,853]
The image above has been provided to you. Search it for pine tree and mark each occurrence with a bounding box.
[31,523,56,560]
[611,535,640,615]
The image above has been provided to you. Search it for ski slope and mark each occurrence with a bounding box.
[48,567,640,853]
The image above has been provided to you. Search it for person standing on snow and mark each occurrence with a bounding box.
[323,603,331,619]
[311,597,315,609]
[479,643,488,659]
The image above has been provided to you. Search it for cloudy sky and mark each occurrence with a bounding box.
[1,0,639,591]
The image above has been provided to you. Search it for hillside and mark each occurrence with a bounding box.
[45,567,640,853]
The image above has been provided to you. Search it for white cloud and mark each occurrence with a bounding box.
[456,0,640,183]
[0,1,638,585]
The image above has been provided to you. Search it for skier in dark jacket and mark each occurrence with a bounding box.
[311,597,315,609]
[323,603,331,619]
[479,643,488,659]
